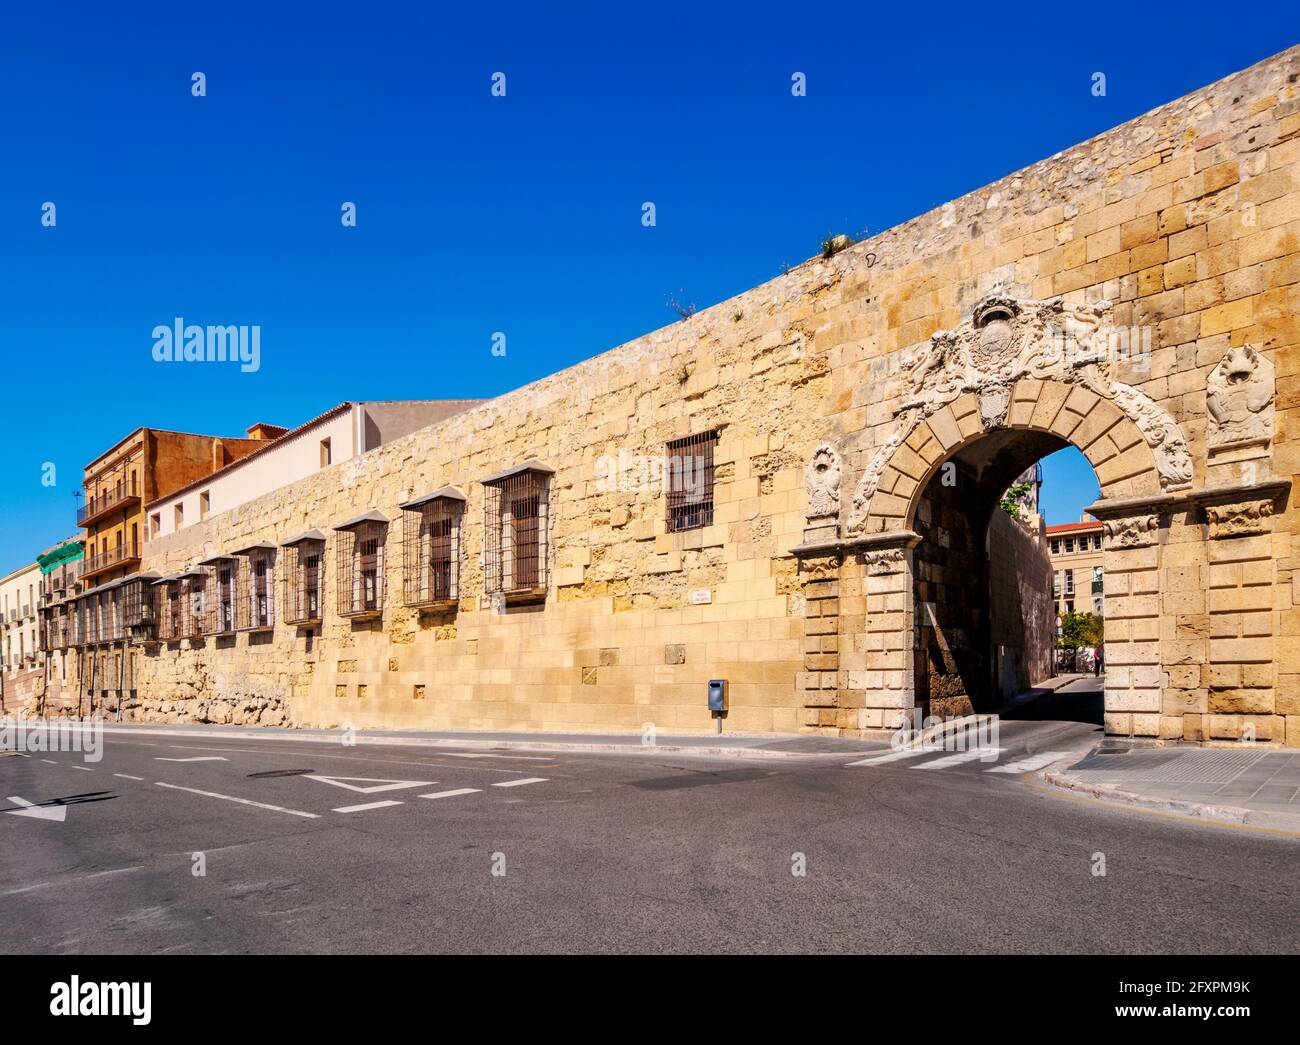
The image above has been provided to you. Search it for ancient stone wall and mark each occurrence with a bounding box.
[124,46,1299,743]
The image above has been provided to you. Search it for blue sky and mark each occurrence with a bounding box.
[0,2,1293,572]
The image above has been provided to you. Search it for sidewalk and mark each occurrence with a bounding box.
[90,720,890,761]
[1046,745,1300,830]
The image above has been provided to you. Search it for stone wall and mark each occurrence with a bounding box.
[987,510,1055,700]
[119,45,1300,743]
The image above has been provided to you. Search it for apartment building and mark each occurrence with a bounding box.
[0,559,42,710]
[1047,518,1105,618]
[145,401,482,541]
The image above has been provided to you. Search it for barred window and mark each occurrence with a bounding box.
[203,557,238,635]
[665,431,718,532]
[401,489,464,609]
[156,579,182,642]
[234,545,276,631]
[122,577,157,640]
[282,533,325,626]
[334,514,388,619]
[483,463,551,600]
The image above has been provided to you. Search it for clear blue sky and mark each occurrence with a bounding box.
[1,2,1293,571]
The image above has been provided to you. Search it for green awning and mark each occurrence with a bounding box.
[37,541,85,574]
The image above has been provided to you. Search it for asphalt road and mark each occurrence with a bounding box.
[2,678,1296,954]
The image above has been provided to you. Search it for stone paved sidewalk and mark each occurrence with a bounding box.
[1046,745,1300,829]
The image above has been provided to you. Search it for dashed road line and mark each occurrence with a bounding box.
[156,756,228,762]
[332,800,404,814]
[70,765,94,772]
[114,773,144,781]
[155,781,320,819]
[492,777,547,788]
[40,759,57,765]
[419,788,481,800]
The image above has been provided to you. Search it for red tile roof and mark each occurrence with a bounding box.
[1046,521,1102,534]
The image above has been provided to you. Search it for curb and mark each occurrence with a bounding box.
[1042,769,1300,831]
[91,724,882,761]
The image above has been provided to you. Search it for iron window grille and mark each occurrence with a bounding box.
[156,580,183,642]
[665,430,718,532]
[282,534,326,626]
[400,489,464,609]
[203,558,239,636]
[235,547,276,631]
[121,577,157,640]
[482,464,551,600]
[335,515,387,619]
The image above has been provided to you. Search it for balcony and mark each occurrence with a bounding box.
[81,542,141,580]
[78,481,141,527]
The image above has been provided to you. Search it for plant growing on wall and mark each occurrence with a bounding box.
[999,481,1035,519]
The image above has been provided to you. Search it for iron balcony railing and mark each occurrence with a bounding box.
[82,542,141,578]
[77,480,141,526]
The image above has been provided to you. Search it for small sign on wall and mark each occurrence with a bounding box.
[690,589,712,605]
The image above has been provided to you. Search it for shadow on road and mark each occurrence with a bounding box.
[1003,677,1104,726]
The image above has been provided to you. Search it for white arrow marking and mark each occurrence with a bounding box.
[155,756,228,762]
[3,796,67,822]
[304,775,436,794]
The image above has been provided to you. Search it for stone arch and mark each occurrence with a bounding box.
[861,381,1163,536]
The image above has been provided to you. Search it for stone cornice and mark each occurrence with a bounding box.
[790,529,922,558]
[1084,478,1290,521]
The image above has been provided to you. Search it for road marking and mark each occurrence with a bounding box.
[911,748,1004,770]
[41,759,58,765]
[3,796,67,822]
[305,774,437,794]
[845,748,934,767]
[156,756,228,762]
[114,773,145,781]
[332,799,404,813]
[491,777,547,788]
[155,782,320,819]
[985,751,1069,774]
[419,788,481,800]
[70,765,94,772]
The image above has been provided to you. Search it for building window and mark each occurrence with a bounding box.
[401,489,464,609]
[174,504,184,530]
[203,558,238,635]
[1050,539,1059,554]
[121,578,156,640]
[200,491,211,520]
[235,546,275,631]
[150,513,161,539]
[1064,537,1074,553]
[1065,569,1074,595]
[320,438,332,467]
[483,464,552,600]
[665,431,718,533]
[335,515,387,619]
[282,534,325,626]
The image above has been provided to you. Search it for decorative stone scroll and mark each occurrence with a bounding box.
[1206,344,1273,451]
[847,292,1194,533]
[1204,499,1275,539]
[863,548,907,575]
[1102,514,1161,549]
[804,443,842,518]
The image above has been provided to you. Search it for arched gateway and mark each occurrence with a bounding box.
[792,291,1288,743]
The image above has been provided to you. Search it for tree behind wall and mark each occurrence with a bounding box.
[1056,611,1104,650]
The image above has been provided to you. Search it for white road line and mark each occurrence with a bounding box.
[70,765,94,772]
[985,751,1069,774]
[491,777,547,788]
[332,800,404,813]
[911,748,1003,770]
[155,756,228,762]
[845,748,935,767]
[155,782,320,819]
[419,788,481,800]
[41,759,57,765]
[114,773,144,781]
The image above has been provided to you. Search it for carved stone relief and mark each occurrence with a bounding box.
[1204,498,1274,539]
[1102,514,1161,549]
[847,292,1194,533]
[1206,344,1274,450]
[863,548,907,576]
[804,443,842,518]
